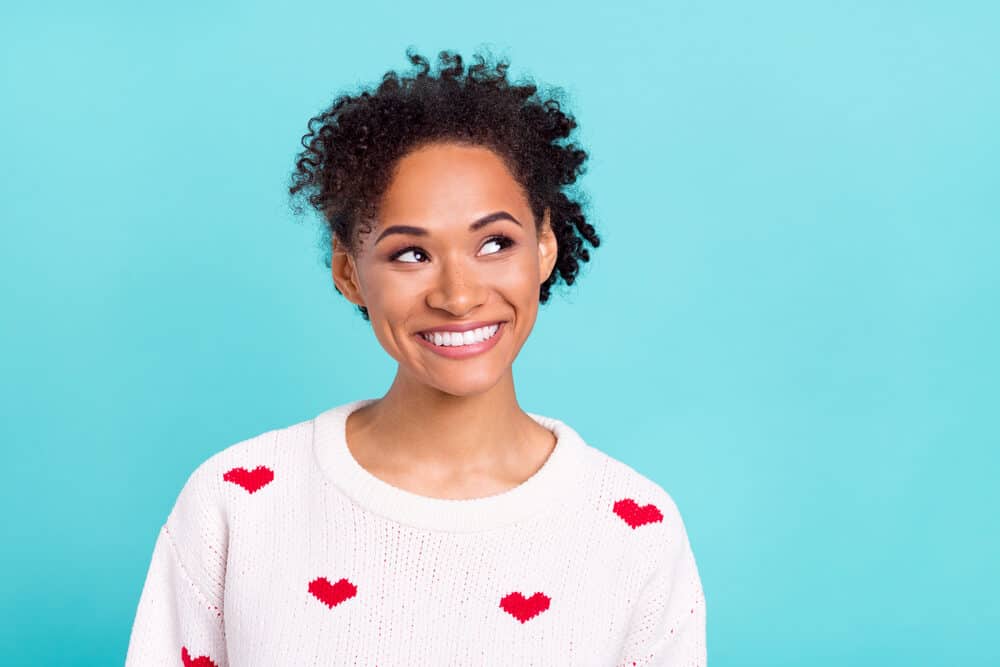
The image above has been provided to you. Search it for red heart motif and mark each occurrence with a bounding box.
[613,498,664,529]
[500,591,551,623]
[308,576,357,608]
[181,646,218,667]
[222,465,274,494]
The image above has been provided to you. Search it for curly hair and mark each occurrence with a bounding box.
[288,47,600,322]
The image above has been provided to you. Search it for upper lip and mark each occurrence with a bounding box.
[417,320,504,334]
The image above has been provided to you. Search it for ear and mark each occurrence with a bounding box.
[331,236,366,308]
[537,207,558,284]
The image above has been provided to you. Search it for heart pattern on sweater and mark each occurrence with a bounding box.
[309,576,358,608]
[500,591,551,623]
[205,462,661,632]
[613,498,663,528]
[223,465,274,494]
[181,646,218,667]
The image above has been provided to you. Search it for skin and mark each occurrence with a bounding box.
[330,141,560,500]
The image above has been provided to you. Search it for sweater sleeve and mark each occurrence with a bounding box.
[617,523,707,666]
[125,462,229,667]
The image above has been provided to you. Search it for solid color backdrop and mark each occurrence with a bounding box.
[1,1,998,664]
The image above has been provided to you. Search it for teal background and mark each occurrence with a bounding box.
[2,1,997,664]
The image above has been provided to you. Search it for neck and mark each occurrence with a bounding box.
[347,370,549,475]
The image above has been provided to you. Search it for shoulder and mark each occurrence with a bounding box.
[182,416,312,481]
[165,414,315,530]
[577,441,695,562]
[155,414,317,596]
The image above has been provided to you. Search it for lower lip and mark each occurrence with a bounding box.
[414,322,506,359]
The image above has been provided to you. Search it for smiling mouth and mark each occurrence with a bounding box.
[417,322,503,347]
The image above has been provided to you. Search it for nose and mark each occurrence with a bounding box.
[425,253,488,314]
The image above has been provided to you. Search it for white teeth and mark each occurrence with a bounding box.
[420,323,500,347]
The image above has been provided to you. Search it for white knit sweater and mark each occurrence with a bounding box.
[125,398,707,666]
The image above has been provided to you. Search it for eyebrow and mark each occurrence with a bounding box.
[374,210,522,246]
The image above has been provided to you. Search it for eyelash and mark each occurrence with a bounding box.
[388,234,517,263]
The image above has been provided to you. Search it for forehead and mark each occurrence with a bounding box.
[377,142,529,222]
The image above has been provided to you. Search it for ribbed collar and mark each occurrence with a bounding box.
[311,398,589,533]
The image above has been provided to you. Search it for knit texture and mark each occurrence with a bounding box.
[125,398,707,666]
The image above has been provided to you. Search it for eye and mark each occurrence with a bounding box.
[479,234,516,256]
[389,246,427,263]
[388,235,516,264]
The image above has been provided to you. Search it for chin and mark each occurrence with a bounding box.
[424,370,508,398]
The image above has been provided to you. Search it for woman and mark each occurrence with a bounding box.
[125,48,706,666]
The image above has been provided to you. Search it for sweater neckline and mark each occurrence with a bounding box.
[311,398,588,533]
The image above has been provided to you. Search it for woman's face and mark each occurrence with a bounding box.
[332,141,558,397]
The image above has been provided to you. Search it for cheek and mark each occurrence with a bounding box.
[366,270,421,308]
[499,253,542,296]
